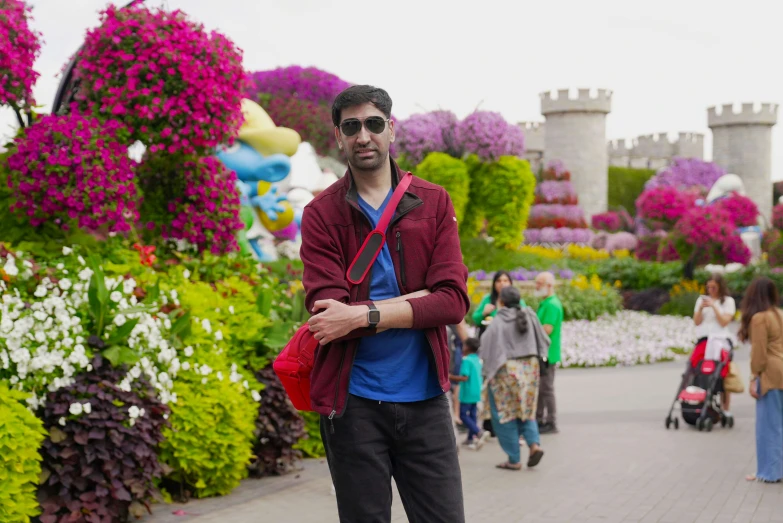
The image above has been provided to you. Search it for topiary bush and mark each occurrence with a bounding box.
[415,152,470,222]
[0,384,47,523]
[248,367,305,477]
[73,4,246,155]
[607,166,655,216]
[6,113,138,233]
[158,353,258,500]
[37,356,169,522]
[462,155,536,249]
[139,154,244,255]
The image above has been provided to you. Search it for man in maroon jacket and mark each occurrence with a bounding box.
[301,85,470,523]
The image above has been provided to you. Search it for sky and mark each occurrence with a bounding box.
[5,0,782,178]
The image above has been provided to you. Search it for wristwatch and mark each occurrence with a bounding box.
[367,303,380,328]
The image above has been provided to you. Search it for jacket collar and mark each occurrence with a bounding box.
[343,157,422,218]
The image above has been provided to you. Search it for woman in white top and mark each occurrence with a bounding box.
[693,273,736,413]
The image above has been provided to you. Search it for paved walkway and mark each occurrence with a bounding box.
[145,348,782,523]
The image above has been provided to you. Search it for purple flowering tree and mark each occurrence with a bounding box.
[396,113,448,166]
[455,110,525,162]
[645,157,725,195]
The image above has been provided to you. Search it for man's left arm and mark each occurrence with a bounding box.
[405,189,470,330]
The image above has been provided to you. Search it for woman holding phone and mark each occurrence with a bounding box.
[693,274,736,413]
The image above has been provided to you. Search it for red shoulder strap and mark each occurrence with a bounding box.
[346,172,413,285]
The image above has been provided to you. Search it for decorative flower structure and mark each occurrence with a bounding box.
[535,180,577,204]
[455,110,525,162]
[636,186,696,227]
[674,206,751,265]
[396,112,448,165]
[645,157,725,195]
[713,192,759,227]
[0,0,41,110]
[73,4,246,155]
[248,65,351,106]
[6,113,138,232]
[591,211,623,232]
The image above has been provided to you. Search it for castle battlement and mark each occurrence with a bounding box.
[607,132,704,167]
[540,88,612,115]
[518,121,545,152]
[708,103,778,127]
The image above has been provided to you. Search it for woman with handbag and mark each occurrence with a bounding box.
[479,286,549,470]
[738,277,783,483]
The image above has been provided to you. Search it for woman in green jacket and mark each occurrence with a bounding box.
[473,270,526,336]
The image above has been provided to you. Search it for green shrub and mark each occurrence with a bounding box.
[588,257,684,290]
[608,166,656,215]
[158,365,258,500]
[294,411,326,458]
[415,152,470,222]
[462,155,536,249]
[659,291,700,317]
[524,282,622,321]
[0,385,46,523]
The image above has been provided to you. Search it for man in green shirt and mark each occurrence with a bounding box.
[534,272,563,434]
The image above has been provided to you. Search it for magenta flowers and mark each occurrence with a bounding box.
[713,192,759,227]
[0,0,41,109]
[6,113,138,232]
[73,5,246,155]
[160,157,244,255]
[636,186,696,227]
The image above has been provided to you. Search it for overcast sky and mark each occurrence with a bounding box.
[4,0,781,178]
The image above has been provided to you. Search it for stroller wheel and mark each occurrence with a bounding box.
[721,416,727,428]
[674,418,679,430]
[665,417,671,430]
[704,419,713,432]
[728,416,735,429]
[697,419,704,431]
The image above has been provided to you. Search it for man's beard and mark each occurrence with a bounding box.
[349,147,387,172]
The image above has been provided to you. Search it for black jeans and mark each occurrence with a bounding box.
[321,394,464,523]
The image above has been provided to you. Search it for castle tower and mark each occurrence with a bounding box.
[518,121,545,174]
[708,103,778,219]
[541,88,612,217]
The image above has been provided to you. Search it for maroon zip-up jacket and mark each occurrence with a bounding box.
[299,158,470,418]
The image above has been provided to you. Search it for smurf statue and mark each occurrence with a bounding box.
[216,99,301,261]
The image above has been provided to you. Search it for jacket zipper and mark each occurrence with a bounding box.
[396,231,407,288]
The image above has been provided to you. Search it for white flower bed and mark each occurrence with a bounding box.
[560,310,697,368]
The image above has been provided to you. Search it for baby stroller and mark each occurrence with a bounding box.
[665,336,735,432]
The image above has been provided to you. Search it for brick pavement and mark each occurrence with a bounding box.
[145,349,782,523]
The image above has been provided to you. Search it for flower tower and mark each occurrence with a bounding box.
[524,160,592,244]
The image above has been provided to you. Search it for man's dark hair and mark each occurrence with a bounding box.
[464,337,480,354]
[331,85,393,127]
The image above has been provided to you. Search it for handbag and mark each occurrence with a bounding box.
[724,362,745,393]
[273,172,413,411]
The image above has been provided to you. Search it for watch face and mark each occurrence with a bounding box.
[368,310,381,324]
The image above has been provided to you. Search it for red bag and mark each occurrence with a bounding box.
[273,172,413,411]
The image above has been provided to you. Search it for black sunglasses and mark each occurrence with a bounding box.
[339,116,389,137]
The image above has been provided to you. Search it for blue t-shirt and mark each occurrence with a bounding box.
[458,353,482,404]
[349,190,442,402]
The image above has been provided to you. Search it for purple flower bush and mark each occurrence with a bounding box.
[430,110,460,156]
[73,5,246,155]
[535,180,577,204]
[6,113,138,232]
[561,311,697,367]
[455,110,525,162]
[0,0,41,109]
[645,158,725,195]
[248,65,351,106]
[396,112,448,165]
[529,227,594,244]
[469,267,574,281]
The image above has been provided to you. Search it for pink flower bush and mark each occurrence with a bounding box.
[535,180,577,204]
[73,5,246,155]
[713,192,759,227]
[155,157,243,255]
[527,204,587,229]
[636,186,696,227]
[455,111,525,162]
[248,66,351,106]
[592,211,622,232]
[774,204,783,231]
[542,160,570,181]
[645,157,725,195]
[0,0,41,109]
[6,113,138,232]
[396,112,448,165]
[674,206,751,265]
[635,233,679,262]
